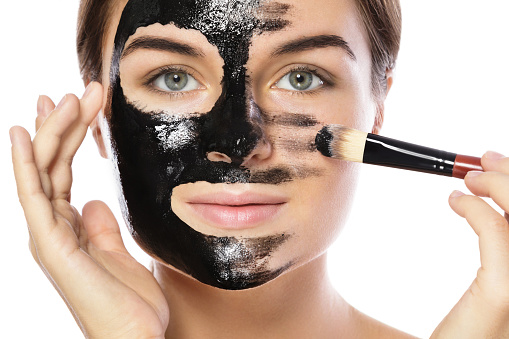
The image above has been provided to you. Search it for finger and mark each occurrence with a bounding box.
[480,151,509,174]
[48,82,103,199]
[12,130,81,272]
[57,82,103,162]
[449,191,509,276]
[82,201,128,254]
[464,171,509,213]
[35,95,56,132]
[31,94,80,198]
[10,126,56,237]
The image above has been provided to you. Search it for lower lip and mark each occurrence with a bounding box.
[188,203,285,229]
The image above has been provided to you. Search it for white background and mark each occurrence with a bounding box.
[1,1,508,338]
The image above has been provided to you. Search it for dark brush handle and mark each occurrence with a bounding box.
[364,134,481,178]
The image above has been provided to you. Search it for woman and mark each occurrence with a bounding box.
[9,0,509,337]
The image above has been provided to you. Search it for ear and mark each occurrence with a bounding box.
[371,68,394,135]
[91,113,109,159]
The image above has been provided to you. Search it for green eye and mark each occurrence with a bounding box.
[164,72,188,91]
[275,70,323,91]
[153,71,200,92]
[289,71,313,90]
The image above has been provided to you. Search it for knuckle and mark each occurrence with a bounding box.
[485,171,509,187]
[499,157,509,174]
[475,269,509,311]
[487,215,509,233]
[35,160,49,175]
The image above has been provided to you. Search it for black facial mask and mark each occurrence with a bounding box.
[108,0,319,289]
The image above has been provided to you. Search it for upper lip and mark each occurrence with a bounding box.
[187,192,288,206]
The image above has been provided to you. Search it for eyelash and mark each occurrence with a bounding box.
[272,65,333,96]
[142,65,332,98]
[143,65,201,98]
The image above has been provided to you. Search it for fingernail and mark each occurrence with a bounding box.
[466,170,482,178]
[56,94,67,110]
[450,190,465,199]
[485,151,504,160]
[9,128,14,144]
[82,83,93,99]
[37,96,44,115]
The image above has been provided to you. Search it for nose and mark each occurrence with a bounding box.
[204,98,272,166]
[207,139,272,166]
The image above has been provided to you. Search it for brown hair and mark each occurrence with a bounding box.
[76,0,118,83]
[355,0,401,101]
[76,0,401,98]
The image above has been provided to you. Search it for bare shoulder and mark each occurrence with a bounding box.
[349,307,420,339]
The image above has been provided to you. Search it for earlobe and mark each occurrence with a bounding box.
[371,68,394,135]
[371,105,384,135]
[91,113,109,159]
[86,78,109,159]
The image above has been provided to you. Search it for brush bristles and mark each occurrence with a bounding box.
[316,125,367,163]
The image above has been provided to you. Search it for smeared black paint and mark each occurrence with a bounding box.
[315,126,334,157]
[272,137,318,153]
[108,0,320,289]
[203,233,292,289]
[262,112,319,127]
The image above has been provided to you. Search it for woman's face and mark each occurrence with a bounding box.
[98,0,378,289]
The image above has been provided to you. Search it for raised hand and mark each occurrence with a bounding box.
[432,151,509,338]
[11,83,169,339]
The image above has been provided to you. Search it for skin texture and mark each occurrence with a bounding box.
[107,0,309,289]
[102,0,377,290]
[9,0,509,338]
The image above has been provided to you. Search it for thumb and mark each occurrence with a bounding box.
[82,200,128,254]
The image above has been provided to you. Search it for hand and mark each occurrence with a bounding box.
[431,151,509,338]
[10,83,169,339]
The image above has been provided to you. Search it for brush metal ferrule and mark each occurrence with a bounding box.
[364,134,457,176]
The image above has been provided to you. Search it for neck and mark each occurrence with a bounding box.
[154,253,354,339]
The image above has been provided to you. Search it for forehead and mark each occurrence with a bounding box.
[111,0,284,48]
[103,0,370,76]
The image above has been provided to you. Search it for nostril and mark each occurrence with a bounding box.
[206,151,233,164]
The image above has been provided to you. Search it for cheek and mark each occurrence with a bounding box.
[284,157,360,261]
[320,90,377,132]
[266,88,377,138]
[310,159,359,231]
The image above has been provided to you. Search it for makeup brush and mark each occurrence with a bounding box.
[315,125,483,179]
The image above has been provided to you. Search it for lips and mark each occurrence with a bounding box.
[187,192,287,229]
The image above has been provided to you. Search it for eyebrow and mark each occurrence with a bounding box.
[121,36,205,59]
[270,35,356,61]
